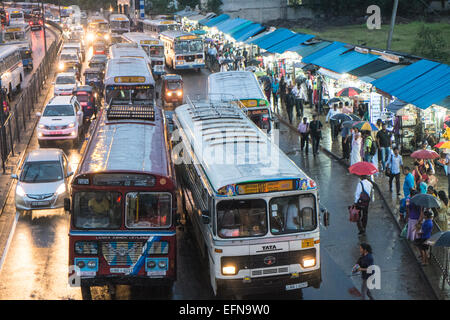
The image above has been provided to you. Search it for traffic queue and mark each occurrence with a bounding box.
[8,10,328,300]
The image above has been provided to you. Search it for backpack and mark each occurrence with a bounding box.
[357,182,371,208]
[367,136,377,156]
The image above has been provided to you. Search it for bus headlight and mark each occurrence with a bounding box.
[166,92,172,97]
[301,258,316,268]
[86,32,94,42]
[68,122,75,128]
[58,62,65,70]
[104,34,110,40]
[222,265,237,275]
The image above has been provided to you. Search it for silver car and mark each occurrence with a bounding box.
[12,148,73,213]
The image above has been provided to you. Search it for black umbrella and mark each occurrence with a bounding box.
[410,194,441,208]
[330,113,356,122]
[295,76,306,84]
[427,231,450,247]
[328,97,342,105]
[248,59,261,66]
[221,58,233,64]
[342,120,357,128]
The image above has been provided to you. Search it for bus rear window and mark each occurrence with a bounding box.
[73,192,122,229]
[126,192,171,228]
[217,199,267,238]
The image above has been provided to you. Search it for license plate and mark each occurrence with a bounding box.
[79,271,96,276]
[147,271,166,277]
[286,282,308,291]
[32,201,50,207]
[49,131,63,135]
[302,238,314,248]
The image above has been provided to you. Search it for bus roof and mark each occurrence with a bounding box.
[0,44,20,58]
[76,106,170,178]
[104,58,155,86]
[109,13,129,22]
[122,32,162,45]
[159,30,199,41]
[143,19,177,26]
[109,44,151,64]
[208,71,266,102]
[174,99,315,193]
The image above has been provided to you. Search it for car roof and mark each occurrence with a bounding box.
[61,49,78,54]
[56,72,76,77]
[47,95,74,105]
[163,74,182,80]
[26,148,63,162]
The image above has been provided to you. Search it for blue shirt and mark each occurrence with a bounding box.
[387,153,403,174]
[421,219,433,239]
[340,126,350,138]
[419,181,428,194]
[403,173,415,197]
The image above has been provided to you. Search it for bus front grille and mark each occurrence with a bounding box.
[102,242,143,266]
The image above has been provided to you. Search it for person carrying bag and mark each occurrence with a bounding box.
[354,176,373,235]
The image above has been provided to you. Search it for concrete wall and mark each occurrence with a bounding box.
[220,0,313,23]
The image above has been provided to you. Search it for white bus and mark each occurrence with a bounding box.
[1,23,33,70]
[104,57,155,104]
[6,8,25,25]
[142,19,179,38]
[173,97,327,297]
[109,43,152,70]
[208,71,275,134]
[159,31,204,71]
[122,32,165,76]
[109,13,130,35]
[0,44,25,100]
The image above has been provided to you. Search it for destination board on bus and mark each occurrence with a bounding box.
[236,180,294,195]
[141,40,159,45]
[114,76,145,83]
[92,173,155,186]
[241,99,268,108]
[108,85,151,90]
[161,20,176,24]
[179,35,198,40]
[6,28,22,32]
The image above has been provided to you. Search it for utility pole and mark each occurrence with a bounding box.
[40,0,47,53]
[0,80,6,174]
[386,0,399,50]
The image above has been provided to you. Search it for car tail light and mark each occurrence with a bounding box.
[39,20,43,25]
[176,56,183,60]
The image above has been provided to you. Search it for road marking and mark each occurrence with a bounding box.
[0,211,20,273]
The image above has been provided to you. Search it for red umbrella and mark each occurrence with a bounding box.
[349,162,379,176]
[336,87,362,97]
[410,149,440,159]
[434,142,445,148]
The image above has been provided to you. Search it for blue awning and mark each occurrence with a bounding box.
[203,14,230,27]
[303,45,379,74]
[301,41,347,64]
[248,28,298,50]
[216,18,250,34]
[293,41,332,58]
[265,33,315,54]
[386,99,408,113]
[231,23,265,42]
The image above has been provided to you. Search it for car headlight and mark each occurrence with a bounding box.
[68,122,75,128]
[38,124,45,129]
[222,265,237,275]
[58,62,64,70]
[167,92,172,97]
[55,183,66,195]
[301,258,316,268]
[16,185,26,197]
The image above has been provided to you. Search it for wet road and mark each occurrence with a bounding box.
[0,64,434,299]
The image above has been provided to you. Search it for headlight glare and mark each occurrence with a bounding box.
[222,265,237,275]
[56,183,66,195]
[16,185,26,197]
[302,258,316,268]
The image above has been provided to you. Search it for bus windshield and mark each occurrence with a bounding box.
[126,192,171,228]
[106,87,153,102]
[269,194,317,234]
[4,32,24,41]
[217,199,267,238]
[149,46,164,57]
[249,110,271,132]
[73,191,122,229]
[11,13,24,19]
[174,40,202,53]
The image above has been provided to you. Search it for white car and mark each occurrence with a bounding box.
[12,148,73,214]
[37,95,84,148]
[54,72,78,96]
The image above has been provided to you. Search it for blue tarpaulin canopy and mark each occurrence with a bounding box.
[248,28,298,50]
[203,14,229,27]
[264,33,315,54]
[386,99,408,113]
[293,41,332,58]
[231,23,265,42]
[216,18,250,34]
[301,41,347,64]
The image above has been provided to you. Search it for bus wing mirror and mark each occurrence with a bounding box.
[321,207,330,227]
[156,92,159,99]
[201,210,210,224]
[64,198,71,213]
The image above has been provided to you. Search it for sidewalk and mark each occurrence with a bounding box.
[274,101,449,300]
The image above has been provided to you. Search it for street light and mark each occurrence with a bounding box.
[40,0,47,53]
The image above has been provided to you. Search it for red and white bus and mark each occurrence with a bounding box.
[66,99,178,299]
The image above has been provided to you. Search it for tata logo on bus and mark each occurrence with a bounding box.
[262,245,277,251]
[114,76,145,83]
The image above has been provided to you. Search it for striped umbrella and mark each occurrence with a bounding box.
[336,87,362,97]
[352,121,379,132]
[437,141,450,149]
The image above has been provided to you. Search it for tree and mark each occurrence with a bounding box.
[413,24,448,63]
[177,0,199,10]
[206,0,222,13]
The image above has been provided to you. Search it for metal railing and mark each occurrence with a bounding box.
[0,27,63,173]
[430,222,450,291]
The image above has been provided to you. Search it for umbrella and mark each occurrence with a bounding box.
[336,87,362,97]
[245,66,257,72]
[410,193,441,208]
[327,97,342,105]
[349,161,379,176]
[221,58,233,64]
[437,141,450,149]
[330,113,356,122]
[235,55,244,60]
[353,121,378,132]
[410,149,440,159]
[248,59,261,66]
[295,76,306,84]
[342,120,357,128]
[427,231,450,247]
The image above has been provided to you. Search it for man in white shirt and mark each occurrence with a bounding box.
[326,104,339,140]
[354,176,373,235]
[292,82,304,119]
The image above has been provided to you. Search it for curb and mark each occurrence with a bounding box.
[275,112,441,300]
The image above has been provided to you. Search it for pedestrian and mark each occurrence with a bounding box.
[272,78,279,112]
[350,131,362,166]
[325,104,339,141]
[423,128,436,147]
[264,77,272,103]
[406,189,422,241]
[386,146,403,195]
[414,210,433,266]
[376,123,392,171]
[292,82,304,119]
[445,152,450,197]
[354,175,373,235]
[355,243,375,300]
[341,123,352,161]
[363,131,375,163]
[309,114,323,156]
[298,117,310,154]
[357,103,365,119]
[436,191,449,231]
[418,177,428,194]
[342,101,353,114]
[403,166,415,198]
[285,86,295,124]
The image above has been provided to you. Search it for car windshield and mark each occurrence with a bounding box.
[269,194,317,234]
[167,81,181,90]
[56,76,76,84]
[73,191,122,229]
[217,199,267,238]
[20,160,63,183]
[126,192,171,228]
[85,73,99,81]
[61,54,78,61]
[43,104,74,116]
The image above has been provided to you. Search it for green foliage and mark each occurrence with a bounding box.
[149,0,176,14]
[413,24,448,62]
[206,0,222,13]
[177,0,199,10]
